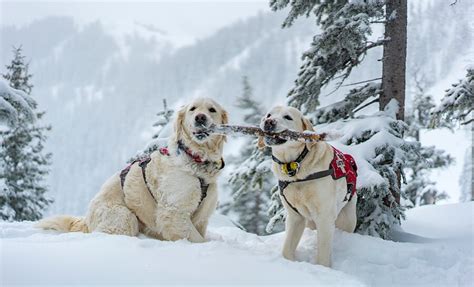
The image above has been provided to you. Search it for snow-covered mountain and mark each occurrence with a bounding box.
[0,0,472,215]
[0,12,315,214]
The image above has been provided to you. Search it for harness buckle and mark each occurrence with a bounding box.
[282,162,300,177]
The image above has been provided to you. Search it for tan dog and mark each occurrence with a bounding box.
[259,106,357,267]
[38,98,228,243]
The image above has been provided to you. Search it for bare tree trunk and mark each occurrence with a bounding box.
[471,122,474,201]
[381,0,407,204]
[381,0,407,121]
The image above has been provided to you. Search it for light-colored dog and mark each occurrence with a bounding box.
[38,98,228,243]
[259,106,357,267]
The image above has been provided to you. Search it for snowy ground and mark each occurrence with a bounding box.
[1,203,473,286]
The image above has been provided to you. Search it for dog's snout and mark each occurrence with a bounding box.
[263,119,277,132]
[195,113,207,125]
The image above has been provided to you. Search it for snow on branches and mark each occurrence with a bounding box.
[0,79,36,127]
[431,68,474,127]
[1,47,52,221]
[313,82,382,124]
[271,0,385,113]
[317,100,417,238]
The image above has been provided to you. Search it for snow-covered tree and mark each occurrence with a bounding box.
[270,0,385,113]
[152,99,173,139]
[403,78,453,206]
[431,68,473,128]
[3,47,33,95]
[222,76,281,235]
[268,0,414,238]
[0,47,52,221]
[0,47,37,129]
[129,98,174,162]
[427,68,473,203]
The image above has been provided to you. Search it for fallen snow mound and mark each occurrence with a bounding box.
[1,203,473,286]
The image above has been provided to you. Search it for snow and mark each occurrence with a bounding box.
[0,78,36,126]
[1,203,473,286]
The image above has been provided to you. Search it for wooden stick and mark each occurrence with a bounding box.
[208,124,326,143]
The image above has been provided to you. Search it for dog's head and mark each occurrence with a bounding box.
[172,97,228,147]
[258,106,313,148]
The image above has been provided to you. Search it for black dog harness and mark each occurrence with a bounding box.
[120,155,157,202]
[120,144,225,206]
[272,145,357,215]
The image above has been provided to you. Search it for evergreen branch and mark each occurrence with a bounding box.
[461,118,473,125]
[343,77,382,87]
[352,97,380,114]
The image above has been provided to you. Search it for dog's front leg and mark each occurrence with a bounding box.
[185,217,206,243]
[282,203,305,261]
[192,188,217,238]
[156,204,205,243]
[313,209,336,267]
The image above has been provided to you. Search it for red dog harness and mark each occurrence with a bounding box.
[274,146,358,215]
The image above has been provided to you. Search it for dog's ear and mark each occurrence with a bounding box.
[301,116,315,132]
[221,109,229,125]
[171,104,187,143]
[257,136,266,149]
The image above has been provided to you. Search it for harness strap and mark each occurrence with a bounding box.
[278,168,334,215]
[120,150,210,206]
[138,157,156,201]
[272,145,309,165]
[272,145,309,177]
[198,177,209,203]
[177,140,225,170]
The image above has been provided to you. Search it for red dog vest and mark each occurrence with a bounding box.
[330,147,357,200]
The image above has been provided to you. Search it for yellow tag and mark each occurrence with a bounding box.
[281,162,299,175]
[289,162,298,171]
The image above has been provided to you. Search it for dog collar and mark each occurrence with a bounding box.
[177,140,225,170]
[271,145,309,177]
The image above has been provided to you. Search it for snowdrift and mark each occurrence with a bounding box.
[1,202,472,286]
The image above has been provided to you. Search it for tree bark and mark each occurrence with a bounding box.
[381,0,407,121]
[381,0,407,205]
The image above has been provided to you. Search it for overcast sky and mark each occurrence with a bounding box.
[0,1,270,46]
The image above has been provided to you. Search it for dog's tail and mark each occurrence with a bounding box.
[36,215,89,233]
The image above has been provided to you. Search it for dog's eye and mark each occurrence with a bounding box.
[266,114,271,118]
[284,115,293,121]
[189,107,196,112]
[209,107,216,113]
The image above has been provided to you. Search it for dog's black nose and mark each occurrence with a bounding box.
[195,113,207,126]
[263,119,276,132]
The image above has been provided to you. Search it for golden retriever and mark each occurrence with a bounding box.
[259,106,357,267]
[38,97,228,243]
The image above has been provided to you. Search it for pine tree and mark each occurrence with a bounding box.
[0,47,52,221]
[268,0,414,238]
[403,77,453,207]
[222,76,281,235]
